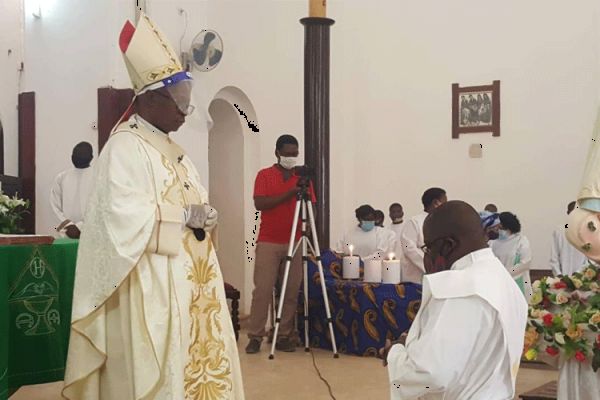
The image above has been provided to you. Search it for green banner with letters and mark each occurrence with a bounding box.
[0,238,78,395]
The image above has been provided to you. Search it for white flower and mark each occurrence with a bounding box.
[572,277,583,289]
[0,204,8,215]
[546,277,560,287]
[590,282,600,291]
[555,332,566,345]
[533,280,541,290]
[556,293,569,304]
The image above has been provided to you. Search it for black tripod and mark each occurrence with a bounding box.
[269,179,339,359]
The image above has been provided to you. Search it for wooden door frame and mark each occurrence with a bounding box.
[18,92,36,233]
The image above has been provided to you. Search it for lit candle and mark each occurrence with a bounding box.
[382,252,401,284]
[343,244,360,279]
[364,258,382,283]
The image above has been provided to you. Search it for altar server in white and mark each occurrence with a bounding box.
[550,201,588,276]
[400,188,447,283]
[62,13,244,400]
[49,141,94,238]
[382,201,527,400]
[336,204,395,260]
[388,203,405,258]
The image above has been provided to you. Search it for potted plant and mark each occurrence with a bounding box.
[0,190,30,234]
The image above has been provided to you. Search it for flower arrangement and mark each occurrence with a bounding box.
[0,191,30,234]
[524,264,600,372]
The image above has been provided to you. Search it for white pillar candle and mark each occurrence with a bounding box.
[343,255,360,279]
[382,252,401,284]
[364,259,382,283]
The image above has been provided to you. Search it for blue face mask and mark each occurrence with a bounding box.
[360,221,376,232]
[498,230,509,240]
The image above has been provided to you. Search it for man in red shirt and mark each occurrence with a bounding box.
[246,134,316,354]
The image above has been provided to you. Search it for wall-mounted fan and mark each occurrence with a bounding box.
[190,30,223,72]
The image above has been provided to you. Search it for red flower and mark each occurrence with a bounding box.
[554,281,567,289]
[545,346,559,356]
[543,314,554,327]
[575,351,586,362]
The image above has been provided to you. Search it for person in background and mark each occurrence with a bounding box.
[485,203,498,213]
[246,134,316,354]
[479,210,501,241]
[490,212,533,299]
[550,201,589,276]
[400,188,447,283]
[336,204,395,260]
[375,210,385,228]
[49,141,95,239]
[389,203,405,258]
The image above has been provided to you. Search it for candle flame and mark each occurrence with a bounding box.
[388,252,395,260]
[348,244,354,257]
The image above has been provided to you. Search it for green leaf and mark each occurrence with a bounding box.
[564,277,577,291]
[590,294,600,308]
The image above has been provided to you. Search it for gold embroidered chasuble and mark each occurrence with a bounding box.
[62,115,244,400]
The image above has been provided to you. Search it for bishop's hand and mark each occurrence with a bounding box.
[186,204,218,230]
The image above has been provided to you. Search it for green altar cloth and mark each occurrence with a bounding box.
[0,238,78,397]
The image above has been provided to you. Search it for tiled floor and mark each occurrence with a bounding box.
[11,338,558,400]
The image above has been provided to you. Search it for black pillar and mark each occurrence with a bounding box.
[300,17,334,251]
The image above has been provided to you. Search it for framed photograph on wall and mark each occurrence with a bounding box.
[452,80,500,138]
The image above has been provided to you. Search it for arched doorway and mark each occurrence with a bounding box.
[208,87,260,315]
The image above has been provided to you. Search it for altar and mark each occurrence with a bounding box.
[299,250,423,356]
[0,238,78,398]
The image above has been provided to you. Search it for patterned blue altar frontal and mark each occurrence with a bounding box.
[299,251,423,356]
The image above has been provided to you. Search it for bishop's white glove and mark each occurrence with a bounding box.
[185,204,218,231]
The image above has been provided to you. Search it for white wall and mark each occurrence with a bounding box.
[20,0,600,273]
[0,0,24,176]
[21,0,212,233]
[200,0,600,270]
[326,0,600,270]
[22,0,132,232]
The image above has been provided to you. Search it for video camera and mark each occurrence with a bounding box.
[294,165,313,188]
[294,165,314,177]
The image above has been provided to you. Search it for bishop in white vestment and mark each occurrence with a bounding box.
[62,13,244,400]
[385,201,527,400]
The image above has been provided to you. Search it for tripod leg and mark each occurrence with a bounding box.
[306,203,339,358]
[301,201,310,352]
[269,198,303,360]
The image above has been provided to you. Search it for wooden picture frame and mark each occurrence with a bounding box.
[452,80,500,139]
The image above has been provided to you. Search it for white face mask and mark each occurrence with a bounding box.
[279,156,297,170]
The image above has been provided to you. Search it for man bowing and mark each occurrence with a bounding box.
[62,13,244,400]
[382,201,527,399]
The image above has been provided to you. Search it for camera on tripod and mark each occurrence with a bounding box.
[294,165,313,187]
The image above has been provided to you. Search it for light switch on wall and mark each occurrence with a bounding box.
[469,144,483,158]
